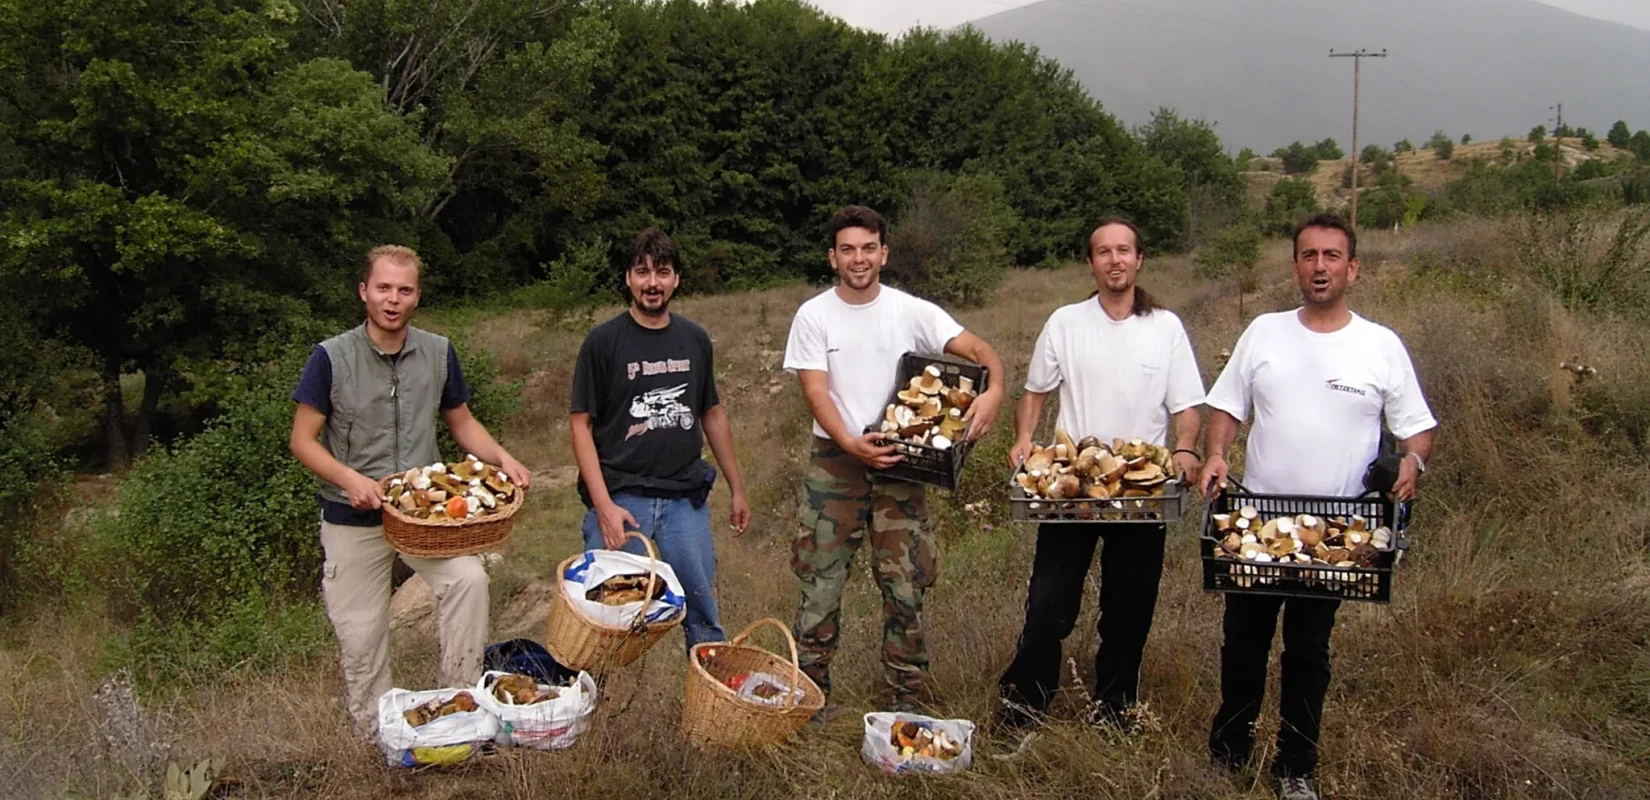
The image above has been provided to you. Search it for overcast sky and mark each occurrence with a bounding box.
[805,0,1650,35]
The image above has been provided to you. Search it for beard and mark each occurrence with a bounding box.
[632,289,671,316]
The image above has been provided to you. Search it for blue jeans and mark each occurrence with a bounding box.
[580,493,726,649]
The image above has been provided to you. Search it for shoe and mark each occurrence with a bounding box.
[1275,776,1319,800]
[804,702,843,731]
[989,701,1039,733]
[887,695,921,715]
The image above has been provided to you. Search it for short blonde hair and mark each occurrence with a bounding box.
[363,244,422,283]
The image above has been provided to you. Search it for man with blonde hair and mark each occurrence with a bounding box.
[290,244,532,737]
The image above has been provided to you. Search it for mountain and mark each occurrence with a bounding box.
[966,0,1650,152]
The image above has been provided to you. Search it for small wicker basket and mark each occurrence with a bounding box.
[681,617,826,751]
[545,532,681,674]
[376,473,524,558]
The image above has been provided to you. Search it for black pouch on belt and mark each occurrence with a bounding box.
[690,464,718,509]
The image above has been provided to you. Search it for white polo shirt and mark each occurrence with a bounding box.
[783,285,965,440]
[1205,309,1438,497]
[1025,299,1206,447]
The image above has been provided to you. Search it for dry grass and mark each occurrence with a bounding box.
[3,223,1649,799]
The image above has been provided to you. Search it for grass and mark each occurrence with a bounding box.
[3,216,1649,799]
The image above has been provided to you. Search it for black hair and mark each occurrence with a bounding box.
[1292,212,1357,259]
[826,205,887,248]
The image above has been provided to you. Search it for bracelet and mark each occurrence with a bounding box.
[1172,448,1201,459]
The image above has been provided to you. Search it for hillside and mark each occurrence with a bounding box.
[969,0,1650,151]
[5,215,1650,798]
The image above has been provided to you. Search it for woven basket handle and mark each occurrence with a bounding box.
[731,617,803,709]
[623,531,662,631]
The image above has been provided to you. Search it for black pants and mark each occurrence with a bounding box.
[1208,593,1341,778]
[997,522,1166,716]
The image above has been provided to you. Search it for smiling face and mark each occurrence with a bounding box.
[1292,225,1360,308]
[626,255,679,317]
[358,257,420,335]
[828,225,887,293]
[1088,222,1143,296]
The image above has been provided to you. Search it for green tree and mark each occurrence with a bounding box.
[1236,147,1257,171]
[1394,139,1415,153]
[1428,130,1455,161]
[1608,120,1633,148]
[1139,108,1245,247]
[1261,176,1319,235]
[1312,137,1345,161]
[883,172,1018,307]
[1273,141,1318,175]
[1530,125,1548,143]
[1580,129,1599,151]
[1461,133,1473,145]
[1632,131,1650,161]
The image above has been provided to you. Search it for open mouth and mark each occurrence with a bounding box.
[1310,276,1331,290]
[382,310,402,322]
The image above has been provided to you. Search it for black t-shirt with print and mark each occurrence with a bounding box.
[570,310,720,506]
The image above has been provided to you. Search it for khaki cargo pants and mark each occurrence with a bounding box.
[320,521,489,736]
[791,437,937,705]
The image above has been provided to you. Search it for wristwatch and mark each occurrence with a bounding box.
[1404,451,1427,473]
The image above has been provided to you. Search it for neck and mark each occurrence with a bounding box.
[834,281,881,305]
[628,305,671,330]
[1297,302,1353,333]
[366,320,408,353]
[1096,286,1135,321]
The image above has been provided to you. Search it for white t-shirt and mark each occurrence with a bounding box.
[783,285,966,440]
[1205,310,1438,497]
[1024,300,1206,447]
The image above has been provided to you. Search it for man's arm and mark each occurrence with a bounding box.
[441,404,533,488]
[942,331,1007,440]
[569,411,637,549]
[290,403,384,509]
[1199,409,1240,496]
[1391,428,1436,502]
[1170,406,1204,485]
[700,404,751,534]
[1006,389,1049,467]
[797,369,902,469]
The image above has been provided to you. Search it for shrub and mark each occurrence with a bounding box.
[1530,125,1547,144]
[0,412,69,612]
[440,330,523,462]
[1273,141,1318,175]
[1461,133,1473,145]
[1193,223,1262,278]
[1312,137,1344,161]
[1428,130,1455,161]
[1608,121,1632,149]
[884,171,1017,307]
[1580,130,1599,151]
[1260,176,1319,235]
[1512,208,1650,313]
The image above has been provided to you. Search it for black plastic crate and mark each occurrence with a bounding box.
[1009,479,1186,524]
[1201,485,1411,604]
[863,353,989,492]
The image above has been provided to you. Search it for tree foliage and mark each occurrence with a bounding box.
[1608,121,1632,149]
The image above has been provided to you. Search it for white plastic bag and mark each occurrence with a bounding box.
[861,712,976,776]
[562,549,686,627]
[734,671,806,708]
[377,687,501,767]
[474,670,599,750]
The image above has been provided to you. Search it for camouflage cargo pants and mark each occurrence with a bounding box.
[792,437,937,705]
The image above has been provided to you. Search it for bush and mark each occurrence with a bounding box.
[1530,125,1547,144]
[884,172,1018,307]
[1394,139,1414,153]
[1580,130,1599,151]
[1513,208,1650,313]
[0,412,69,611]
[1273,141,1318,175]
[1192,223,1262,278]
[1260,177,1319,235]
[1428,130,1455,161]
[1312,137,1344,161]
[1608,121,1632,149]
[1462,133,1473,145]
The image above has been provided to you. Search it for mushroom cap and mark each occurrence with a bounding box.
[1084,482,1112,499]
[917,397,943,418]
[1239,505,1260,520]
[1212,513,1233,531]
[931,434,953,450]
[914,369,944,394]
[1051,474,1081,499]
[1025,450,1055,473]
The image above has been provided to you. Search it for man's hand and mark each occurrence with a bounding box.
[1007,437,1033,469]
[1200,454,1230,497]
[846,432,904,470]
[963,388,1005,442]
[344,471,386,510]
[730,488,752,536]
[498,452,533,489]
[1171,451,1203,487]
[596,501,638,550]
[1392,454,1421,502]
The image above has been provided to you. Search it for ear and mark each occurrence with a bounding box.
[358,283,368,303]
[1347,256,1361,283]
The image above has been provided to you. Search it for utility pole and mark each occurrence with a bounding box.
[1549,103,1564,181]
[1330,48,1386,229]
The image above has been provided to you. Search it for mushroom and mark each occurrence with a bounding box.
[917,396,943,419]
[1123,463,1167,486]
[1370,527,1393,550]
[472,488,497,509]
[1258,518,1281,541]
[1238,505,1260,522]
[1267,536,1298,557]
[1240,542,1266,560]
[1025,449,1055,473]
[957,376,975,393]
[1084,483,1112,500]
[1212,513,1233,531]
[945,388,975,412]
[1078,435,1102,452]
[914,365,945,395]
[1234,516,1252,533]
[1075,447,1103,475]
[931,435,953,451]
[1221,532,1243,554]
[1054,429,1078,458]
[1015,472,1039,494]
[1050,474,1081,499]
[1276,517,1298,538]
[897,387,928,407]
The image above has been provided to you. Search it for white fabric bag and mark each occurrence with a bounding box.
[561,549,686,627]
[377,687,501,767]
[474,670,599,750]
[861,712,976,776]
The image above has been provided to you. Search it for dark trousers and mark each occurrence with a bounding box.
[997,522,1166,716]
[1208,593,1341,779]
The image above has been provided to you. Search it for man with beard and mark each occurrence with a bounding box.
[1200,213,1437,800]
[783,205,1006,717]
[994,217,1206,733]
[569,228,750,649]
[290,244,534,738]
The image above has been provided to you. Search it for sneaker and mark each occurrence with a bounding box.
[1275,776,1319,800]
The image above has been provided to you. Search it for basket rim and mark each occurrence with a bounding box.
[687,624,824,716]
[377,471,525,528]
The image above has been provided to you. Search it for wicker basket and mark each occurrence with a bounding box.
[377,474,524,558]
[681,617,825,751]
[545,532,681,674]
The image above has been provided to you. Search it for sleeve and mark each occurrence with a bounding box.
[1381,336,1438,440]
[569,332,602,415]
[915,299,966,356]
[290,345,333,415]
[440,343,473,410]
[782,303,828,373]
[1023,317,1063,393]
[1164,318,1208,414]
[699,328,721,410]
[1203,321,1258,423]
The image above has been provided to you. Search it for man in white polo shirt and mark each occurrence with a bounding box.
[783,204,1006,717]
[994,217,1206,733]
[1200,212,1437,800]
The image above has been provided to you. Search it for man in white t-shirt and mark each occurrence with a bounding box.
[783,204,1006,717]
[1200,213,1437,800]
[994,217,1206,733]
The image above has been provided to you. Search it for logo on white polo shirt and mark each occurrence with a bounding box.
[1324,379,1368,397]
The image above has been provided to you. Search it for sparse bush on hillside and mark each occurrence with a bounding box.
[1260,176,1318,235]
[1192,223,1261,278]
[1499,136,1518,164]
[1428,130,1454,160]
[883,172,1017,307]
[1273,141,1318,175]
[1235,147,1257,171]
[1394,138,1415,153]
[1580,129,1599,151]
[1529,125,1547,143]
[1608,120,1632,149]
[1312,137,1344,161]
[1461,133,1472,145]
[1513,208,1650,313]
[1632,130,1650,161]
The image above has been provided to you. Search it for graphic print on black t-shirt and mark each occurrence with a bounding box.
[571,312,719,504]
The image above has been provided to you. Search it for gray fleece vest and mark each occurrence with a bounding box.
[316,323,449,505]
